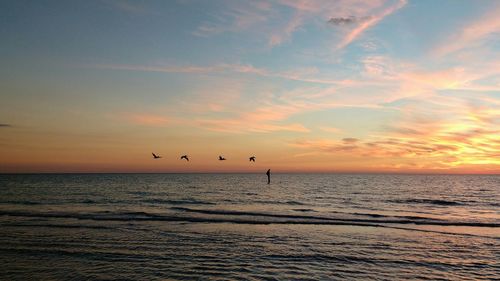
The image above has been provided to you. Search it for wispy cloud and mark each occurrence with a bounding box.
[89,62,348,85]
[336,0,407,50]
[273,0,401,48]
[268,12,303,47]
[193,1,271,37]
[125,114,170,126]
[197,119,309,133]
[432,3,500,57]
[193,0,405,49]
[328,16,370,26]
[290,96,500,170]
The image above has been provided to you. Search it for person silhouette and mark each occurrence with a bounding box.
[266,169,270,184]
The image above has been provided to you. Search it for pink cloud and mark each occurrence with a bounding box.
[125,114,170,126]
[432,3,500,57]
[193,1,271,37]
[336,0,407,49]
[89,62,346,85]
[268,12,303,47]
[197,118,309,133]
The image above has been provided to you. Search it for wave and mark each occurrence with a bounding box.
[292,208,317,212]
[2,223,111,230]
[171,207,445,224]
[1,209,497,228]
[0,201,41,205]
[252,200,307,206]
[388,199,464,206]
[143,198,215,205]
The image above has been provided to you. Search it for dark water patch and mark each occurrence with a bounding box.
[170,208,499,227]
[389,199,464,206]
[0,246,162,262]
[285,200,306,205]
[1,223,112,230]
[143,198,215,205]
[330,210,440,221]
[0,201,41,205]
[175,207,440,223]
[129,191,151,196]
[292,209,317,212]
[264,253,375,264]
[254,200,306,206]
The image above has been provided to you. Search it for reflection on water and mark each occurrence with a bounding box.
[0,174,498,280]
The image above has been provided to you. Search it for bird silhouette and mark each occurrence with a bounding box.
[152,153,161,159]
[249,156,256,162]
[181,155,189,161]
[218,155,226,161]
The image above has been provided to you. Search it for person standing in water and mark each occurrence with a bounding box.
[266,169,270,184]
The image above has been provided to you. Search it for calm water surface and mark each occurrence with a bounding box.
[0,174,498,280]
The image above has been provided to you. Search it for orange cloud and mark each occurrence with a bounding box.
[89,63,347,85]
[125,114,170,126]
[198,119,309,133]
[291,110,500,170]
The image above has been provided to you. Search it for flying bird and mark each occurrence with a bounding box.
[218,156,226,161]
[152,153,161,159]
[249,156,256,162]
[181,155,189,161]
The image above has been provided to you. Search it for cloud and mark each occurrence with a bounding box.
[290,99,500,170]
[197,119,309,133]
[0,124,12,127]
[328,16,370,26]
[193,1,271,37]
[342,137,359,143]
[193,0,406,49]
[121,114,170,127]
[89,62,347,85]
[336,0,407,50]
[432,3,500,57]
[268,12,303,47]
[272,0,402,48]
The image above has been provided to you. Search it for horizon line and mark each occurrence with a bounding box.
[1,171,499,175]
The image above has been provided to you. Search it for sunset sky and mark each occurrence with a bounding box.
[1,0,499,173]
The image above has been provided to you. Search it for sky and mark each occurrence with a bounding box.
[0,0,499,173]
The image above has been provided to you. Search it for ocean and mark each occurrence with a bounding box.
[0,174,498,280]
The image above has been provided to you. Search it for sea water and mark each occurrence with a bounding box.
[0,174,498,280]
